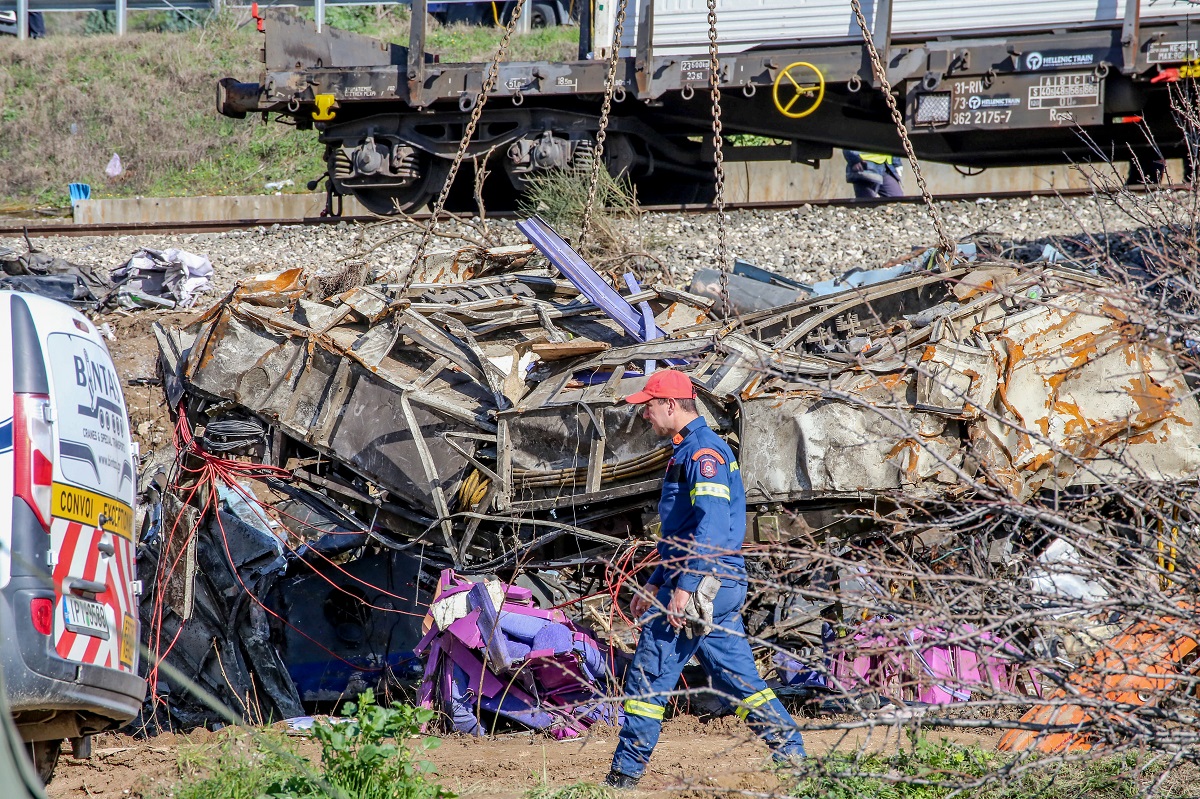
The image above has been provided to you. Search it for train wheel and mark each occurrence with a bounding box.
[343,158,450,215]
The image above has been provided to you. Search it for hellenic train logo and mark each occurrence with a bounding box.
[1026,52,1043,71]
[968,95,981,110]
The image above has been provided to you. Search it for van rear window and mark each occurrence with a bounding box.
[46,333,134,510]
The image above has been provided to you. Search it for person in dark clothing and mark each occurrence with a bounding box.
[605,369,805,790]
[844,150,903,199]
[28,12,45,38]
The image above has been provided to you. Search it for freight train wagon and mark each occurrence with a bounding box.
[218,0,1200,213]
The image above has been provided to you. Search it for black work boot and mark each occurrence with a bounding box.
[604,770,640,789]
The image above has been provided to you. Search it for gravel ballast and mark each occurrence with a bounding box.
[0,194,1173,298]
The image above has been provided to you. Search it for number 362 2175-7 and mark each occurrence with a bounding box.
[951,110,1012,126]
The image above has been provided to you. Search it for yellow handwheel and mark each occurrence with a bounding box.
[772,62,825,119]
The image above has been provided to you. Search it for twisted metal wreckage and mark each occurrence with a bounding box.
[137,217,1200,742]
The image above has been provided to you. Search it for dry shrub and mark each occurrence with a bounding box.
[517,165,640,259]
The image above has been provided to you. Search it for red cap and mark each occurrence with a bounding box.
[624,369,696,404]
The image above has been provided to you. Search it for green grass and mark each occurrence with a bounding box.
[172,729,314,799]
[524,783,612,799]
[788,738,1198,799]
[309,6,578,63]
[166,691,453,799]
[0,9,577,209]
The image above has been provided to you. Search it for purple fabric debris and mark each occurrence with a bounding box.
[827,621,1042,705]
[773,651,828,691]
[501,611,551,643]
[417,569,622,738]
[532,623,574,654]
[470,582,519,671]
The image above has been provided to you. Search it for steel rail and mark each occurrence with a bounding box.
[0,183,1188,239]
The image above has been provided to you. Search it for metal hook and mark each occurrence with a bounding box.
[512,89,524,106]
[847,74,863,93]
[613,85,627,103]
[681,84,695,101]
[287,98,300,113]
[742,83,757,98]
[459,93,477,112]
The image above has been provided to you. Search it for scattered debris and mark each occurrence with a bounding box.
[417,570,617,738]
[998,611,1198,753]
[138,217,1200,736]
[111,247,213,309]
[0,242,111,308]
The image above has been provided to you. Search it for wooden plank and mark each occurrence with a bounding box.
[531,340,611,360]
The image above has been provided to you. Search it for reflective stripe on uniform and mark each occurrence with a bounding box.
[735,688,777,720]
[624,699,666,719]
[730,460,740,472]
[690,482,731,503]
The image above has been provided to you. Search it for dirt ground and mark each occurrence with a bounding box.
[46,718,1004,799]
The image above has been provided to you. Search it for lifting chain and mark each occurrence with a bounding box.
[579,0,630,252]
[402,0,529,293]
[849,0,955,259]
[707,0,731,319]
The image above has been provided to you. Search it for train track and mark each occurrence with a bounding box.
[0,183,1184,239]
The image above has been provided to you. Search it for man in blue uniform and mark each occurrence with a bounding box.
[606,369,806,789]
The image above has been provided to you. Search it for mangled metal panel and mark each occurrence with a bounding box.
[500,338,720,512]
[739,380,964,502]
[182,295,494,520]
[980,289,1200,495]
[406,244,536,286]
[730,265,1200,505]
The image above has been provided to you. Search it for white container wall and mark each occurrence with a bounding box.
[1141,0,1200,19]
[891,0,1124,38]
[603,0,1200,58]
[614,0,887,56]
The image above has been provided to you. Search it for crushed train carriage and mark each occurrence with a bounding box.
[136,218,1200,729]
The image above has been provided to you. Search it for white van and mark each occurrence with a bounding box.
[0,292,144,780]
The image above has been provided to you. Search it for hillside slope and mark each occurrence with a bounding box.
[0,10,576,209]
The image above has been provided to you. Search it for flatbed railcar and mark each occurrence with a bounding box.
[218,0,1200,214]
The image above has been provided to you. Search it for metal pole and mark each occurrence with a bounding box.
[116,0,127,35]
[578,0,592,59]
[15,0,27,41]
[315,0,324,32]
[517,0,532,33]
[408,0,428,107]
[875,0,893,81]
[1121,0,1141,74]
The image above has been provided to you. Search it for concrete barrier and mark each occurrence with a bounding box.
[72,193,372,225]
[69,157,1180,224]
[723,158,1180,203]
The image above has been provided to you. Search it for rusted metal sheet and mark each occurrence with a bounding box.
[723,268,1200,505]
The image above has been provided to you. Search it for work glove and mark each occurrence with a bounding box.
[684,574,722,639]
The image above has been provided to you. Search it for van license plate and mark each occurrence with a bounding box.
[62,596,110,640]
[119,614,136,669]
